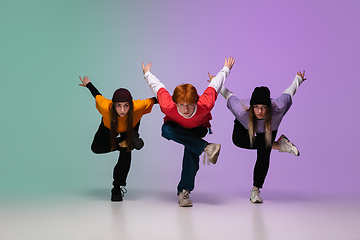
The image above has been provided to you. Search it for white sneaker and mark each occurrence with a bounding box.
[250,188,263,204]
[178,189,193,207]
[278,134,300,156]
[203,143,221,165]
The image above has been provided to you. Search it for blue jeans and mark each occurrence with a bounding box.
[161,121,208,194]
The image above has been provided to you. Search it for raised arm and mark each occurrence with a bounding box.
[79,76,101,98]
[283,70,306,97]
[207,57,235,93]
[142,62,166,97]
[220,85,235,101]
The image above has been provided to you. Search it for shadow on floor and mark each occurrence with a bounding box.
[262,190,318,202]
[82,188,231,205]
[82,187,343,204]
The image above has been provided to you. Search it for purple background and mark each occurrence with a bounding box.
[133,0,360,196]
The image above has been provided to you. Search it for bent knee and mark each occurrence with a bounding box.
[91,144,105,154]
[232,135,251,149]
[161,124,173,140]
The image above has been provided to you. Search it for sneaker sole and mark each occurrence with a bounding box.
[250,198,263,204]
[291,143,300,156]
[179,200,193,207]
[280,135,300,157]
[179,203,193,207]
[111,197,123,202]
[294,148,300,156]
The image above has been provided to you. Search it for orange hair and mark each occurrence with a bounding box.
[172,84,199,104]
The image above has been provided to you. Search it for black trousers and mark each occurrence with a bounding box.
[232,119,277,188]
[91,119,140,187]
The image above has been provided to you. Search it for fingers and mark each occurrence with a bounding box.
[142,62,152,67]
[224,56,235,70]
[142,62,152,74]
[302,70,306,80]
[296,70,306,80]
[78,76,89,87]
[207,72,216,82]
[297,70,305,76]
[79,76,85,87]
[225,56,234,62]
[79,76,89,81]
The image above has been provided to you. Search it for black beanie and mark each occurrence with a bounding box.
[112,88,133,103]
[250,86,271,106]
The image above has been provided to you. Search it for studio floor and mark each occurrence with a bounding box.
[1,188,359,240]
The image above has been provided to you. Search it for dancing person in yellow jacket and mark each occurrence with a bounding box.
[79,76,156,201]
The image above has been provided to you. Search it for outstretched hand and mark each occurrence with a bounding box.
[297,70,307,81]
[142,62,152,74]
[79,76,90,87]
[207,73,216,83]
[207,57,235,82]
[224,57,235,70]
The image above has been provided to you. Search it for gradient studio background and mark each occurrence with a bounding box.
[1,0,359,201]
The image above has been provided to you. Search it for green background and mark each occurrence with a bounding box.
[0,1,165,198]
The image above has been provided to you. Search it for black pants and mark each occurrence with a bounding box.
[232,119,277,188]
[91,119,140,187]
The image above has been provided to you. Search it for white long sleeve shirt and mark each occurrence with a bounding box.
[144,66,230,97]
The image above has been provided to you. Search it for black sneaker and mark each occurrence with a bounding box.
[111,186,127,202]
[132,132,144,150]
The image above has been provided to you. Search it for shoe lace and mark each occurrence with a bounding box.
[182,190,190,199]
[251,189,260,198]
[120,187,127,197]
[203,152,210,165]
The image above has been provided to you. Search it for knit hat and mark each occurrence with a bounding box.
[250,86,271,106]
[112,88,133,103]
